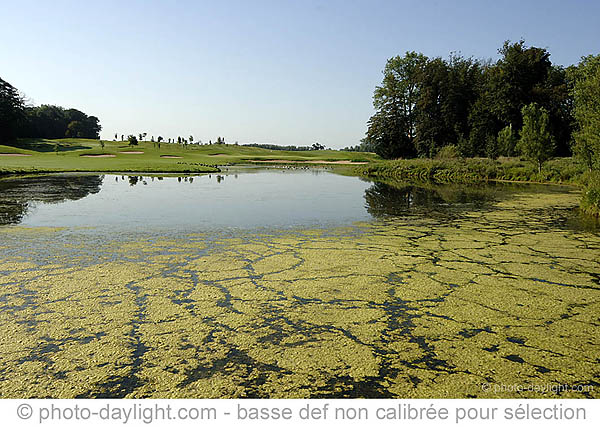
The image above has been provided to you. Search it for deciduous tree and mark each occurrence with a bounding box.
[568,55,600,171]
[518,103,554,172]
[364,52,427,158]
[0,77,25,143]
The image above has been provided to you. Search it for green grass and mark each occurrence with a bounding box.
[357,156,587,185]
[355,156,600,218]
[4,139,594,215]
[0,138,380,174]
[580,171,600,217]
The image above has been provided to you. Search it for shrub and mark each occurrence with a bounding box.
[435,145,461,159]
[581,173,600,217]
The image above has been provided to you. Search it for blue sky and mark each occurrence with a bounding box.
[1,0,599,147]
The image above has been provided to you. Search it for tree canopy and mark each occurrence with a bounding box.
[20,105,101,139]
[568,54,600,171]
[363,52,427,158]
[363,40,575,159]
[517,103,555,172]
[0,77,26,144]
[0,77,101,143]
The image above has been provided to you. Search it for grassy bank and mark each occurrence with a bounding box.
[580,172,600,217]
[2,139,598,216]
[0,138,378,174]
[357,156,600,217]
[357,157,586,184]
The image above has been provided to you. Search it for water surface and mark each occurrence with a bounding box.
[1,169,374,229]
[0,168,598,398]
[0,168,579,229]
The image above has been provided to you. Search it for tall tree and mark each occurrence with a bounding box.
[20,105,100,139]
[466,62,504,157]
[536,65,573,156]
[445,56,483,146]
[364,52,428,158]
[417,55,484,157]
[0,77,26,144]
[415,57,449,157]
[466,41,569,157]
[493,40,553,128]
[568,54,600,171]
[518,103,554,172]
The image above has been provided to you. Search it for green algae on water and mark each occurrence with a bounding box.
[0,191,599,398]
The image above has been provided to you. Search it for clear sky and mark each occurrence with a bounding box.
[1,0,599,148]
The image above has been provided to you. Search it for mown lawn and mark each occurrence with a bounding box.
[0,139,379,174]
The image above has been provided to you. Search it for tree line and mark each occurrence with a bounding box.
[116,134,234,147]
[0,77,101,144]
[243,143,326,151]
[360,40,583,161]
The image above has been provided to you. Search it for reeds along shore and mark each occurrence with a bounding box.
[356,157,599,217]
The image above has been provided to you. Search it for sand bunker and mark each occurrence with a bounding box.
[80,154,116,158]
[120,151,144,154]
[160,155,182,159]
[209,154,228,157]
[251,159,368,165]
[0,153,32,157]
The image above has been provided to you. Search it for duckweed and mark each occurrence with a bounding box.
[0,190,599,398]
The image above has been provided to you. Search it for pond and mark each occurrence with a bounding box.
[0,168,374,229]
[0,168,513,230]
[0,168,598,398]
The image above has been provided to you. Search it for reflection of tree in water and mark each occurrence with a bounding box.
[126,175,199,186]
[364,181,495,218]
[0,174,104,225]
[128,176,155,186]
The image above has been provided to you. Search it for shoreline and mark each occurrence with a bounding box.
[0,164,582,189]
[0,167,220,177]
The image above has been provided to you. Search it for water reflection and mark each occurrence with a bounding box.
[0,170,586,230]
[0,170,373,228]
[0,174,103,225]
[363,180,496,218]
